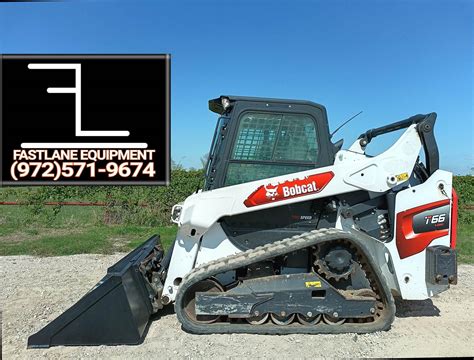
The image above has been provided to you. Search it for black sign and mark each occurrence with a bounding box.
[413,205,450,234]
[0,54,170,185]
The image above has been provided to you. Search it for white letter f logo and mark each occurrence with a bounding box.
[28,63,130,137]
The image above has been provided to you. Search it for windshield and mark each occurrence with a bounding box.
[224,111,319,186]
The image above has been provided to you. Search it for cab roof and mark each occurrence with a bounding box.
[209,95,327,115]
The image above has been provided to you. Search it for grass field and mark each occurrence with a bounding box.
[0,205,177,256]
[457,222,474,263]
[0,204,472,263]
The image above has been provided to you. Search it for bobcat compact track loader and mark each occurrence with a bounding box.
[28,96,458,348]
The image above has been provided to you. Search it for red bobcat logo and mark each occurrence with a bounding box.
[264,184,279,200]
[244,171,334,207]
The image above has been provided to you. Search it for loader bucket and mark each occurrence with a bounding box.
[27,235,160,348]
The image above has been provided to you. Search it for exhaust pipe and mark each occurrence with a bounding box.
[28,235,164,348]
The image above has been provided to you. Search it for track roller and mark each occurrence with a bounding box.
[270,313,295,325]
[246,313,269,325]
[322,313,346,325]
[296,313,322,325]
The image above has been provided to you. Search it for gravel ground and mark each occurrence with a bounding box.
[0,254,473,359]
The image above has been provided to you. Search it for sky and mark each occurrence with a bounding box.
[0,0,472,174]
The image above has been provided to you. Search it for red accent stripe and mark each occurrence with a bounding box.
[396,199,450,259]
[450,189,458,249]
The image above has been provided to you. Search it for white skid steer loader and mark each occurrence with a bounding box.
[28,96,458,347]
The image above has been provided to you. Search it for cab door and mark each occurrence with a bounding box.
[216,100,335,188]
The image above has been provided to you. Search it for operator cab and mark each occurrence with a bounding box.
[204,96,339,190]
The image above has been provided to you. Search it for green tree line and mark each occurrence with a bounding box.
[0,172,472,226]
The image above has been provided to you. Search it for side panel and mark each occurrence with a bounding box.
[194,223,241,267]
[163,224,241,301]
[221,198,330,251]
[162,230,199,302]
[385,170,454,300]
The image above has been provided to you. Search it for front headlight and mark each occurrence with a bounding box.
[171,203,183,224]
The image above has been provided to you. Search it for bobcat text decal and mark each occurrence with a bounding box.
[244,171,334,207]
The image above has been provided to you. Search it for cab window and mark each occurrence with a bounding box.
[225,112,319,185]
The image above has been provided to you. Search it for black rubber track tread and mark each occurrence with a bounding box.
[175,228,396,334]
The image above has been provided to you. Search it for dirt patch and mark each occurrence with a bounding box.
[108,237,132,251]
[0,255,473,359]
[0,228,84,243]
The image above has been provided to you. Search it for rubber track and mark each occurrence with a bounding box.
[175,228,396,334]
